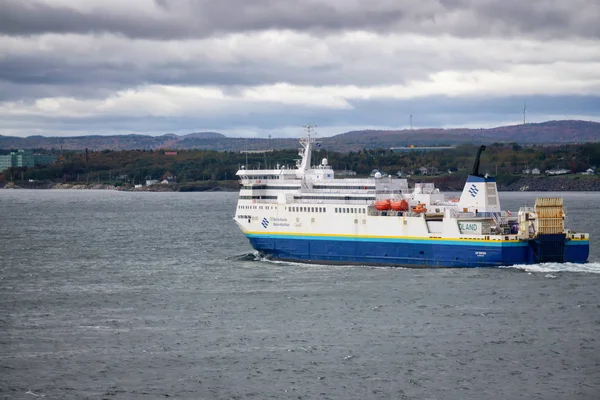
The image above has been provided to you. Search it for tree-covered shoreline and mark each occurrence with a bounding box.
[1,142,599,191]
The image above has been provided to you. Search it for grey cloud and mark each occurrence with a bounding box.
[0,1,149,37]
[0,0,598,39]
[0,55,143,100]
[0,0,402,39]
[0,51,436,101]
[0,56,136,86]
[0,80,120,102]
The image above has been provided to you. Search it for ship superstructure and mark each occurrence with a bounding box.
[233,127,589,267]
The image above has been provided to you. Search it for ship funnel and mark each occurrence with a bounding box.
[457,145,500,213]
[471,145,486,177]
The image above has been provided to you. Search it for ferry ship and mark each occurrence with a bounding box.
[233,127,590,267]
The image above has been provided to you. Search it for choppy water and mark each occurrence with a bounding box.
[0,190,599,400]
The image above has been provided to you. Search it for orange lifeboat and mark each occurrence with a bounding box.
[391,199,409,211]
[411,203,427,213]
[375,199,391,211]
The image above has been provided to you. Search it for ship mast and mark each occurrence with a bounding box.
[296,124,316,175]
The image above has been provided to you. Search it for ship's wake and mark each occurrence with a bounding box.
[231,252,600,274]
[236,252,406,269]
[252,255,338,269]
[226,252,262,261]
[504,262,600,274]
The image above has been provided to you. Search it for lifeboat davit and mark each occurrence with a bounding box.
[411,203,427,213]
[375,199,391,211]
[391,199,409,211]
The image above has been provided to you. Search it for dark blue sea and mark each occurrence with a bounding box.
[1,190,599,399]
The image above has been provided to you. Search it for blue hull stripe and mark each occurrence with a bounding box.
[245,234,589,268]
[247,232,589,247]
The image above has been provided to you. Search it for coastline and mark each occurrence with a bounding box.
[0,181,239,192]
[499,176,600,191]
[1,175,599,192]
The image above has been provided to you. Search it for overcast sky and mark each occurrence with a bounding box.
[1,0,599,138]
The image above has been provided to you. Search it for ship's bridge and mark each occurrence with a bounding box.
[236,166,299,184]
[305,158,335,181]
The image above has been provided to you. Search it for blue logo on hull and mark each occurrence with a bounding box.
[468,184,479,197]
[261,218,269,228]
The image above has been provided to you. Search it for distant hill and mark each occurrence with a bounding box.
[325,120,600,152]
[182,132,226,139]
[0,120,598,152]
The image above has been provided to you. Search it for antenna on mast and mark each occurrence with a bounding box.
[297,124,317,171]
[303,123,317,138]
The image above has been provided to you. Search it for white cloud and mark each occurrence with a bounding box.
[0,1,598,136]
[1,58,599,121]
[3,31,599,76]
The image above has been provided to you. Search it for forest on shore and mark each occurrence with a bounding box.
[1,142,599,191]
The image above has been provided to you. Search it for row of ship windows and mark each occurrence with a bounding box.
[243,186,379,191]
[312,185,375,190]
[294,196,375,201]
[239,204,366,214]
[242,186,301,190]
[240,195,375,201]
[242,175,279,179]
[287,206,366,214]
[335,207,366,214]
[289,206,327,213]
[239,196,278,200]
